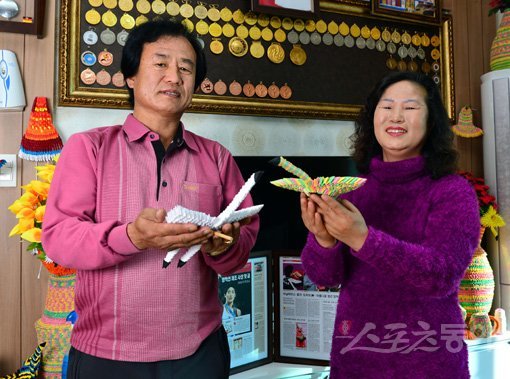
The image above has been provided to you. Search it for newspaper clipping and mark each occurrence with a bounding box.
[279,256,340,360]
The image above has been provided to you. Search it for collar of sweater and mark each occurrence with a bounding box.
[369,155,428,184]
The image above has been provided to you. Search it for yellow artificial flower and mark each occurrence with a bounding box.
[481,205,506,237]
[35,164,56,183]
[8,193,39,214]
[22,180,50,200]
[35,205,45,223]
[16,207,35,220]
[21,227,42,243]
[9,218,35,236]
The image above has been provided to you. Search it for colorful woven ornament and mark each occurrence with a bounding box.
[0,342,46,379]
[269,156,366,196]
[19,97,63,162]
[490,9,510,71]
[452,106,483,138]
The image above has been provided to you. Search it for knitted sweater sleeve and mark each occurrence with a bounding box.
[354,177,480,297]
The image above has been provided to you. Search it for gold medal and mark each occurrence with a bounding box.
[290,44,306,66]
[220,7,233,22]
[118,0,133,12]
[258,13,270,27]
[268,82,280,99]
[195,3,208,20]
[233,9,244,25]
[316,19,327,34]
[210,39,224,55]
[120,13,135,30]
[236,24,249,39]
[382,28,391,42]
[136,0,150,14]
[255,82,268,98]
[339,22,349,36]
[280,83,292,99]
[103,0,117,9]
[80,68,96,85]
[180,2,194,18]
[431,48,440,60]
[371,26,381,41]
[361,25,371,39]
[250,41,265,59]
[391,30,401,44]
[182,19,194,33]
[431,35,440,47]
[282,17,293,31]
[152,0,166,15]
[421,33,430,47]
[89,0,102,7]
[85,9,101,25]
[328,21,339,35]
[350,24,360,38]
[209,22,222,38]
[102,10,118,28]
[196,20,209,35]
[243,81,255,97]
[267,42,285,64]
[249,25,262,40]
[274,29,286,43]
[229,80,242,96]
[245,11,257,26]
[167,1,180,16]
[401,31,412,45]
[136,15,148,26]
[305,19,315,33]
[294,19,305,32]
[386,57,397,70]
[208,6,221,22]
[270,16,281,29]
[222,23,235,38]
[412,33,422,46]
[261,27,273,42]
[229,37,248,57]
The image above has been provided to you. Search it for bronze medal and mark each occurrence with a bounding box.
[290,44,306,66]
[421,61,431,74]
[118,0,133,12]
[236,25,249,39]
[431,48,440,60]
[397,60,407,72]
[214,80,227,95]
[220,7,233,22]
[209,39,224,55]
[258,13,270,27]
[255,82,268,98]
[250,41,265,59]
[112,72,126,87]
[270,16,281,29]
[180,3,194,18]
[98,49,114,66]
[267,42,285,64]
[200,78,214,94]
[431,35,440,47]
[96,69,112,86]
[195,4,208,20]
[243,81,255,97]
[228,37,248,57]
[229,80,242,96]
[408,60,418,72]
[268,82,280,99]
[274,29,286,43]
[222,23,235,38]
[166,1,180,16]
[386,57,397,70]
[208,7,221,22]
[80,68,96,85]
[280,83,292,99]
[85,9,101,25]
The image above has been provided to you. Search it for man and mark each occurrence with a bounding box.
[42,19,259,379]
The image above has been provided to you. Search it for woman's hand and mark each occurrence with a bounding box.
[300,193,336,248]
[309,194,368,252]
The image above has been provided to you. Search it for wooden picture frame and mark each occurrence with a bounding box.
[57,0,454,121]
[372,0,442,25]
[251,0,320,18]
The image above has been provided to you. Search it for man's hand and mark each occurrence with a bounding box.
[127,208,213,250]
[201,217,251,257]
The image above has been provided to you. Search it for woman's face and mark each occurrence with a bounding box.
[373,80,429,162]
[225,287,236,303]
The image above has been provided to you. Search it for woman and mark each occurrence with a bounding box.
[222,286,241,319]
[300,72,480,378]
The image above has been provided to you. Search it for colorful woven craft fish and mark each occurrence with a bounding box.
[0,342,45,379]
[269,156,366,196]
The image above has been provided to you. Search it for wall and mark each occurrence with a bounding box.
[0,0,495,373]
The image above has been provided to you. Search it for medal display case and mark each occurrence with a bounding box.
[58,0,454,120]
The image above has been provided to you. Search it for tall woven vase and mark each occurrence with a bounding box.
[458,227,495,320]
[490,9,510,71]
[34,273,75,379]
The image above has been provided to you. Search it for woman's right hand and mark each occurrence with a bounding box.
[300,193,336,248]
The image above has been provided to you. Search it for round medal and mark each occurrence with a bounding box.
[213,80,227,95]
[200,78,214,93]
[166,1,179,16]
[268,82,280,99]
[208,7,221,22]
[408,60,418,72]
[100,28,116,45]
[361,25,371,39]
[323,33,333,46]
[386,42,397,54]
[98,50,114,66]
[195,4,208,19]
[228,37,248,57]
[270,16,281,29]
[381,28,391,42]
[305,19,315,33]
[102,10,118,27]
[421,61,431,74]
[401,31,412,45]
[431,48,440,60]
[80,68,96,85]
[83,30,98,45]
[431,35,440,47]
[135,15,148,26]
[136,0,150,14]
[421,33,430,47]
[366,37,376,50]
[339,22,349,36]
[229,80,242,96]
[180,3,194,18]
[81,51,97,66]
[220,7,233,22]
[196,20,209,35]
[209,39,224,55]
[350,24,361,38]
[299,31,310,45]
[243,81,255,97]
[386,57,397,70]
[152,0,166,14]
[255,82,268,98]
[261,27,273,42]
[233,9,244,25]
[310,31,321,45]
[280,83,292,99]
[85,9,101,25]
[282,17,293,31]
[356,37,366,49]
[290,44,307,65]
[397,60,407,72]
[250,41,265,59]
[274,29,286,43]
[249,25,262,40]
[328,21,339,35]
[294,19,305,32]
[412,33,421,46]
[398,45,408,59]
[118,0,133,12]
[112,72,126,87]
[120,13,135,30]
[103,0,117,9]
[433,75,440,84]
[222,23,235,38]
[333,34,344,47]
[344,35,354,48]
[244,11,257,26]
[236,25,249,39]
[209,22,222,38]
[316,20,327,34]
[96,69,112,85]
[89,0,102,7]
[416,47,426,60]
[391,30,401,44]
[432,61,440,72]
[375,39,386,52]
[371,26,381,41]
[407,46,417,59]
[181,19,194,32]
[258,13,270,27]
[117,29,129,46]
[267,42,285,64]
[287,30,299,45]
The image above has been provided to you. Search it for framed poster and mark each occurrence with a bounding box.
[273,250,340,365]
[372,0,442,25]
[218,250,272,374]
[251,0,320,18]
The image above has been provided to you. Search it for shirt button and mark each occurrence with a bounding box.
[149,134,155,139]
[162,181,168,187]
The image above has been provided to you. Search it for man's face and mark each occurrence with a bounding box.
[126,36,197,119]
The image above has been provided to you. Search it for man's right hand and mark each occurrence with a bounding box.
[127,208,214,250]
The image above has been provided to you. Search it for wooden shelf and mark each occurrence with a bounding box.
[0,0,46,39]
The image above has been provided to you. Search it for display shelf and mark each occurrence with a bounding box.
[0,0,46,39]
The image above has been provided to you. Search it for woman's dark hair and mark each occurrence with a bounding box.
[121,18,207,107]
[351,72,458,179]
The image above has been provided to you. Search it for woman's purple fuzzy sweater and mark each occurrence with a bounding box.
[301,156,480,379]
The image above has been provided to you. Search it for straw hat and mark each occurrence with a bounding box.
[452,106,483,138]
